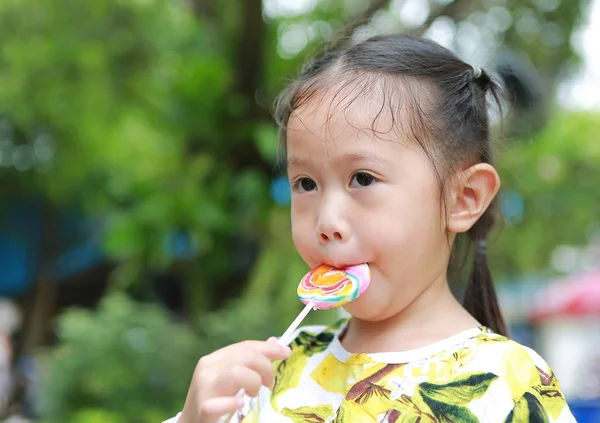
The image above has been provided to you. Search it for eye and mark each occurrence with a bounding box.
[350,172,376,188]
[293,177,317,193]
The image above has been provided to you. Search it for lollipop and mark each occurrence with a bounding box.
[278,263,370,345]
[297,263,371,309]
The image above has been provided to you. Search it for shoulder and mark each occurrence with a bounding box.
[470,330,554,379]
[465,330,575,422]
[466,329,557,390]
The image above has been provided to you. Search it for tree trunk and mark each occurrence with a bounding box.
[13,202,59,357]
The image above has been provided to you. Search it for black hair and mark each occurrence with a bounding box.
[274,34,507,336]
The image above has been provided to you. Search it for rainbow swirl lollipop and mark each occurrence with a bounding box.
[297,263,371,309]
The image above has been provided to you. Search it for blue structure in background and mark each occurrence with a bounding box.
[0,200,203,296]
[0,201,43,296]
[0,236,33,295]
[162,229,199,260]
[570,400,600,422]
[270,176,291,206]
[500,190,525,226]
[0,201,104,297]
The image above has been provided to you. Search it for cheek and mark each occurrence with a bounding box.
[291,203,313,261]
[360,178,445,281]
[365,186,441,245]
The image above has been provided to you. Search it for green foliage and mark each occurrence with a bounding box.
[492,111,600,278]
[38,291,316,422]
[0,0,245,279]
[0,0,280,314]
[38,293,200,422]
[64,409,125,423]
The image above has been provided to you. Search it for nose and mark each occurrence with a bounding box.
[317,196,350,244]
[319,229,343,242]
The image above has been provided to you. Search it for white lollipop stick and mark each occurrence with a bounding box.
[221,299,316,423]
[277,299,315,346]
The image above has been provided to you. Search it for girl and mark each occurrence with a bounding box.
[166,34,576,422]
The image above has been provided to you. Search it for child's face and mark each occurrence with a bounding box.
[287,94,453,321]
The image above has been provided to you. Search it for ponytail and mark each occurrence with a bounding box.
[463,209,508,336]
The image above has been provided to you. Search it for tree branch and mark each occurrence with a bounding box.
[186,0,273,175]
[189,0,215,20]
[225,0,275,174]
[233,0,265,102]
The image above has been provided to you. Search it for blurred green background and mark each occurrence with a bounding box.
[0,0,599,421]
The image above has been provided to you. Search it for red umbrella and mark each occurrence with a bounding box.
[529,269,600,322]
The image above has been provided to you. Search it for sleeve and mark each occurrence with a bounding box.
[162,412,181,423]
[502,345,577,423]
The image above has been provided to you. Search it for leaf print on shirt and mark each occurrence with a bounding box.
[378,409,401,423]
[434,343,475,381]
[533,367,568,420]
[378,408,435,423]
[504,391,549,423]
[336,393,434,423]
[393,395,438,423]
[352,382,401,420]
[346,364,404,401]
[388,375,428,400]
[418,372,499,422]
[473,330,507,344]
[336,365,442,423]
[295,329,336,357]
[501,343,541,401]
[334,399,381,422]
[271,346,308,407]
[418,372,498,405]
[311,353,364,394]
[335,372,497,423]
[271,328,336,407]
[332,364,402,422]
[281,405,335,423]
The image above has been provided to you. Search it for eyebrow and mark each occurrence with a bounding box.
[287,151,390,168]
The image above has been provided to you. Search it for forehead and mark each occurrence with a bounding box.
[286,79,419,157]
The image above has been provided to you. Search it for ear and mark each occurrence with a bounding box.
[447,163,500,234]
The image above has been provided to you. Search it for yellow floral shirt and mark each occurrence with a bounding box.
[236,319,576,423]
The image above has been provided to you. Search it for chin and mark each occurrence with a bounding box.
[342,296,386,321]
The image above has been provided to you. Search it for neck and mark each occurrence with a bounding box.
[341,274,479,354]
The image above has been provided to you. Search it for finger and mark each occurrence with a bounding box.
[237,340,291,360]
[266,336,278,344]
[238,349,278,389]
[208,351,275,398]
[204,340,290,367]
[200,396,244,421]
[215,365,263,398]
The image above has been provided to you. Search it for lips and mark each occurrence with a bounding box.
[315,258,367,269]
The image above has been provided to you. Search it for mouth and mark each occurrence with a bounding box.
[317,261,369,270]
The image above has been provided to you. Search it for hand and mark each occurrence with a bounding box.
[178,337,291,423]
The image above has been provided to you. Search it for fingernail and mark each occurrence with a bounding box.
[281,345,291,354]
[237,397,245,408]
[266,336,278,343]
